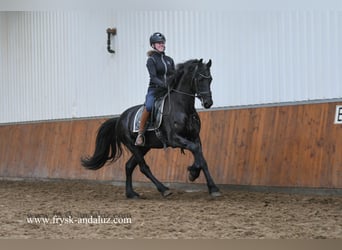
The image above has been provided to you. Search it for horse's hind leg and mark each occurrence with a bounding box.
[127,146,172,198]
[139,161,172,197]
[125,155,141,199]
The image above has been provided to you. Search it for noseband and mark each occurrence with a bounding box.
[193,72,212,100]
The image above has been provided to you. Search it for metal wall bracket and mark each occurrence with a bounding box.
[106,28,117,53]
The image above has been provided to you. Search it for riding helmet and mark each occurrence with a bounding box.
[149,32,166,46]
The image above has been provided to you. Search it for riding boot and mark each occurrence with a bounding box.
[135,108,150,146]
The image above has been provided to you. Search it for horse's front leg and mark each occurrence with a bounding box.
[191,146,221,196]
[172,136,221,197]
[187,163,201,182]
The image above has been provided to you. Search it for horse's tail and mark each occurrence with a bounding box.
[81,117,123,170]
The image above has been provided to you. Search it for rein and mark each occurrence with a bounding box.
[171,88,196,97]
[171,70,212,98]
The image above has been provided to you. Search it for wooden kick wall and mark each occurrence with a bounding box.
[0,101,341,189]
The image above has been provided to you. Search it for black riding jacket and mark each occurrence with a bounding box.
[147,50,175,88]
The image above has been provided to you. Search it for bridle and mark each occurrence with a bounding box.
[170,65,212,103]
[162,64,213,116]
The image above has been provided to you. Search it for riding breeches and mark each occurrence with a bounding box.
[144,87,157,112]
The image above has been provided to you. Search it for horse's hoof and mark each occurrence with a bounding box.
[188,171,200,182]
[210,191,222,197]
[187,166,200,182]
[162,189,173,197]
[188,173,196,182]
[126,193,140,199]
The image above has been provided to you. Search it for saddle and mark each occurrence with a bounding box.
[133,95,167,133]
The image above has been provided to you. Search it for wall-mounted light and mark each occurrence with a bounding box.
[106,28,117,54]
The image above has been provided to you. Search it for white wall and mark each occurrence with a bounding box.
[1,5,342,123]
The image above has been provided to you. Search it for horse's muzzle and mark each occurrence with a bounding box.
[202,97,213,109]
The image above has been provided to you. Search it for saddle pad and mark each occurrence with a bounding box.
[132,96,166,133]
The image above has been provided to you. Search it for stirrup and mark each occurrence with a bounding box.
[135,133,145,146]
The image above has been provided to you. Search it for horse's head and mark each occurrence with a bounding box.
[169,59,213,108]
[192,59,213,109]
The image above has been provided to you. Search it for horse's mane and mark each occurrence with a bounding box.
[154,59,199,98]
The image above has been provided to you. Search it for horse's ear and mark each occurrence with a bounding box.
[207,59,212,68]
[199,58,203,64]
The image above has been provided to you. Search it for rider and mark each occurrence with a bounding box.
[135,32,175,146]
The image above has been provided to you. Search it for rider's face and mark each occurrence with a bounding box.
[153,42,165,52]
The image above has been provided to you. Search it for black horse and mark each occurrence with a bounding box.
[81,59,221,198]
